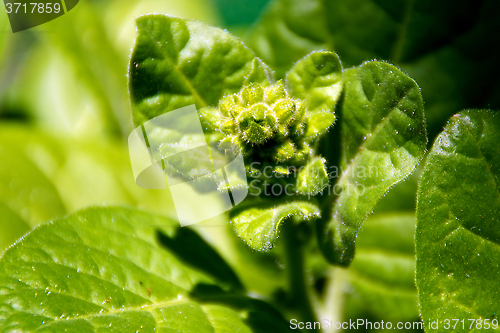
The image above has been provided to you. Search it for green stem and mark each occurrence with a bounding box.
[282,221,319,330]
[320,267,347,333]
[391,0,415,63]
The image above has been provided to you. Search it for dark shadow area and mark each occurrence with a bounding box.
[156,228,243,291]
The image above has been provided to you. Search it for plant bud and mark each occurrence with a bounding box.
[241,83,264,105]
[265,80,287,103]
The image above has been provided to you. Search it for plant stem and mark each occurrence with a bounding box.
[282,220,319,330]
[320,267,347,333]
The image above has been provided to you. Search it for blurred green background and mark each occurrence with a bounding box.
[0,0,498,331]
[0,0,269,233]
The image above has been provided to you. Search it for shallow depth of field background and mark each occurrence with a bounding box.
[0,0,271,235]
[1,1,498,332]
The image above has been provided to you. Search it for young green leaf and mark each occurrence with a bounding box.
[416,109,500,325]
[296,157,329,196]
[303,110,336,142]
[231,201,320,251]
[286,51,343,115]
[129,14,272,126]
[286,51,341,141]
[317,61,427,266]
[0,207,288,332]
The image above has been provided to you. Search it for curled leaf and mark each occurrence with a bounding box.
[286,50,343,114]
[304,110,336,141]
[231,201,321,251]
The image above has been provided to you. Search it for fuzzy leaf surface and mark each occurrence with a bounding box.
[286,51,342,115]
[317,61,427,266]
[129,14,272,126]
[286,51,341,141]
[416,109,500,328]
[231,201,320,251]
[0,207,289,332]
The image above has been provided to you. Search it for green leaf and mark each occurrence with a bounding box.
[245,0,330,78]
[246,0,500,140]
[0,207,289,332]
[199,106,225,132]
[231,201,320,251]
[416,109,500,326]
[317,61,427,266]
[129,14,272,126]
[345,213,418,321]
[286,51,343,115]
[303,111,336,142]
[285,51,340,142]
[296,157,329,196]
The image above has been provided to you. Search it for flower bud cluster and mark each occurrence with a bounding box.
[201,81,312,168]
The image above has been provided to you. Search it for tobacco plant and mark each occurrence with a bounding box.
[0,2,499,332]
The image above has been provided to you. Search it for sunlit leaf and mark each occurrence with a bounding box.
[129,14,272,126]
[286,51,342,115]
[317,61,427,266]
[416,109,500,325]
[296,157,329,196]
[0,207,289,332]
[231,201,320,251]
